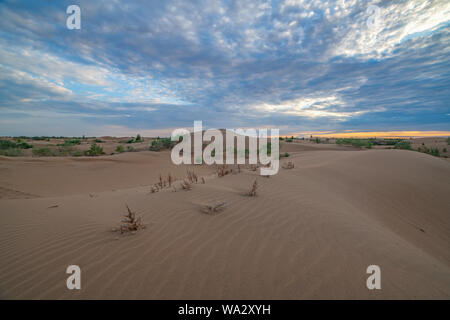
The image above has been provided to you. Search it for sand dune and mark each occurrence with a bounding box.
[0,147,449,299]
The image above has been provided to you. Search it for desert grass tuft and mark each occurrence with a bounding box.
[181,179,192,190]
[201,201,227,215]
[217,164,230,177]
[186,170,198,183]
[282,161,295,169]
[112,205,145,234]
[248,179,258,196]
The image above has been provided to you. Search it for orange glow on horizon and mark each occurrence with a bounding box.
[293,131,450,139]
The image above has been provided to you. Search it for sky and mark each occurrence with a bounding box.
[0,0,449,137]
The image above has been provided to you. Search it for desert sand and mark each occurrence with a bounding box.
[0,141,449,299]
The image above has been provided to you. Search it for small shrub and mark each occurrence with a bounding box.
[149,137,173,151]
[394,141,412,150]
[280,152,290,158]
[57,139,81,147]
[248,179,258,196]
[115,145,125,153]
[32,147,55,156]
[86,143,103,156]
[135,134,142,142]
[201,201,227,215]
[282,161,295,169]
[429,148,440,157]
[0,139,32,150]
[0,148,23,156]
[181,180,192,190]
[112,205,145,234]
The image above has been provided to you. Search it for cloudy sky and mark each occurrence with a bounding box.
[0,0,449,137]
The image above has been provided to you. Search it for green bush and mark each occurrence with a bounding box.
[0,148,23,156]
[280,152,290,158]
[0,139,32,150]
[115,145,125,153]
[93,138,104,143]
[32,147,55,156]
[135,134,142,142]
[429,148,440,157]
[336,138,373,149]
[149,137,173,151]
[57,139,81,147]
[394,141,412,150]
[86,143,103,156]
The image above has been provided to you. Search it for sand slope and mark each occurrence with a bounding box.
[0,148,449,299]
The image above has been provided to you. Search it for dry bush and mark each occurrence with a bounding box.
[248,179,258,196]
[201,201,227,215]
[238,164,241,173]
[158,174,163,188]
[217,164,230,177]
[201,177,206,184]
[282,161,294,169]
[249,164,258,171]
[151,184,159,193]
[168,173,172,187]
[113,205,145,234]
[187,170,198,183]
[181,179,192,190]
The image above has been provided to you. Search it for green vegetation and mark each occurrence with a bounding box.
[447,137,450,145]
[280,152,290,158]
[135,134,142,142]
[417,145,441,157]
[285,138,293,142]
[125,134,143,144]
[86,143,103,156]
[32,147,55,156]
[336,138,373,149]
[0,139,32,157]
[394,140,412,150]
[149,137,173,151]
[115,145,125,153]
[0,148,23,156]
[428,148,440,157]
[314,137,321,143]
[93,138,104,143]
[57,139,81,147]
